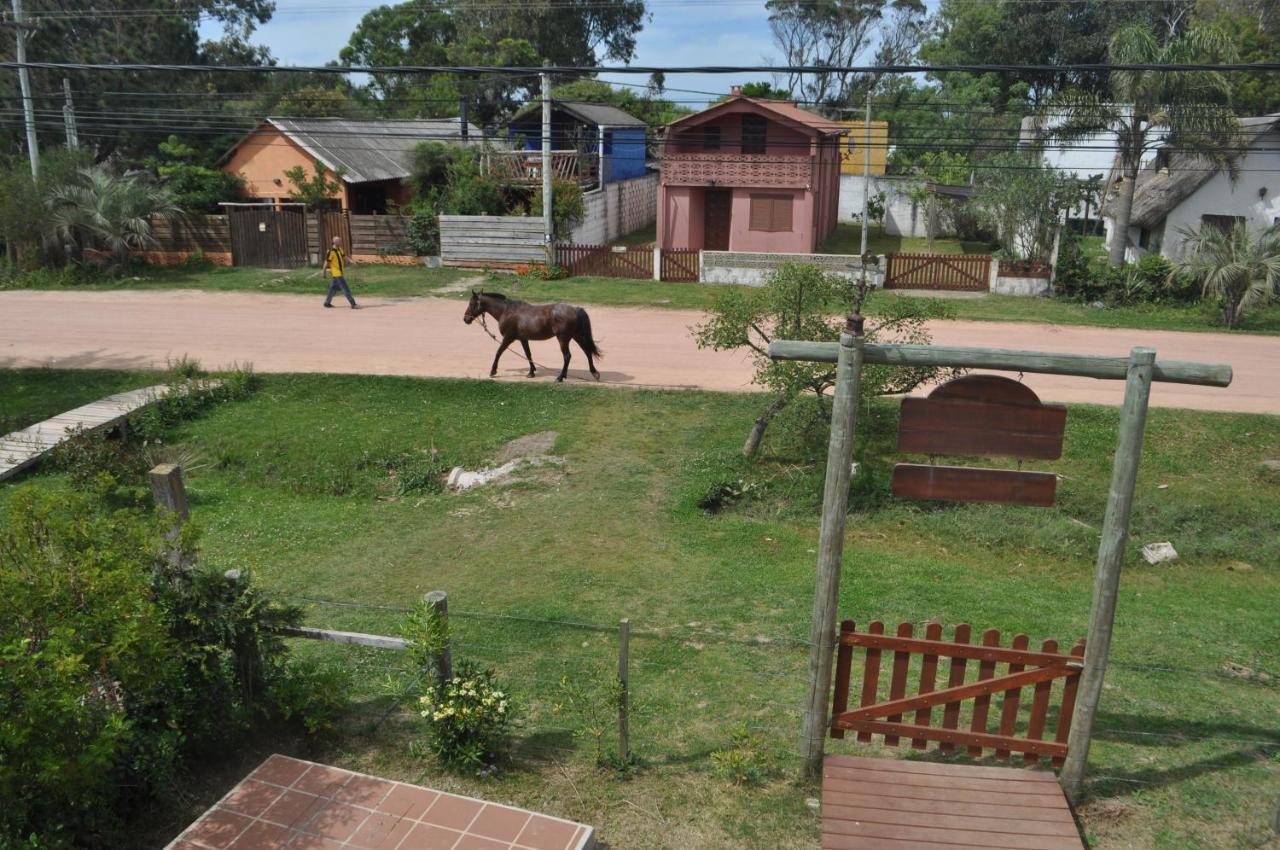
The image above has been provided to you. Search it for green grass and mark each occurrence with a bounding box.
[3,369,1278,850]
[820,222,994,256]
[0,368,160,432]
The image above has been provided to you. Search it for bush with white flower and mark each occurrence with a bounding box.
[417,661,514,770]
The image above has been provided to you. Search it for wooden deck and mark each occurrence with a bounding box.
[0,385,168,482]
[822,755,1084,850]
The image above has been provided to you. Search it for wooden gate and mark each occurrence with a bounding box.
[319,210,351,253]
[884,252,991,291]
[228,207,307,268]
[661,249,699,282]
[555,244,654,279]
[831,620,1084,766]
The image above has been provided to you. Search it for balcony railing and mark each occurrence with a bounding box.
[482,150,599,189]
[660,152,813,189]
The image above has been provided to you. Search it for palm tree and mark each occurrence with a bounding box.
[1038,25,1240,267]
[48,165,179,272]
[1174,221,1280,329]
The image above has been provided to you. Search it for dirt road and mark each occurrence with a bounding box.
[1,289,1274,413]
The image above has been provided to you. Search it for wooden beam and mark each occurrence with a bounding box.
[841,631,1084,668]
[767,341,1231,387]
[1060,347,1156,801]
[836,665,1072,721]
[280,626,408,650]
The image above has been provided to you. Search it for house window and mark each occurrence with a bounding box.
[742,115,767,154]
[749,193,793,232]
[1201,214,1245,234]
[603,130,614,155]
[703,126,721,151]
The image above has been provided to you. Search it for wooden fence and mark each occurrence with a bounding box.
[555,244,653,279]
[660,249,699,282]
[440,215,546,269]
[998,259,1052,279]
[884,252,991,291]
[831,620,1084,766]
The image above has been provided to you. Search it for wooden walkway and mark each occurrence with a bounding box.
[822,755,1084,850]
[0,385,168,482]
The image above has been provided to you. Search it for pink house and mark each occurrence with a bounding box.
[657,90,845,253]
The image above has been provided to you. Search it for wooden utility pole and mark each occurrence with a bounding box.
[11,0,39,181]
[800,316,866,776]
[540,64,553,265]
[148,463,190,568]
[858,89,871,256]
[62,78,78,149]
[1061,347,1156,801]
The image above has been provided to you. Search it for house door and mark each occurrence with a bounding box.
[704,189,731,251]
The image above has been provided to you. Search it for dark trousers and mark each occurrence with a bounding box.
[325,275,355,306]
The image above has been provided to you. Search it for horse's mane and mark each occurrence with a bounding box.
[480,291,527,307]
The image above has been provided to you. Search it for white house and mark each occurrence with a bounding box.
[1101,115,1280,263]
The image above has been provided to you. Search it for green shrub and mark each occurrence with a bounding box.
[709,726,775,785]
[553,669,627,768]
[269,657,351,735]
[415,662,514,771]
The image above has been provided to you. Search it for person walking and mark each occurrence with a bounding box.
[323,236,358,309]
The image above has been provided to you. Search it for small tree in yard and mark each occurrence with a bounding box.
[695,263,956,457]
[1174,221,1280,329]
[47,165,180,272]
[284,160,345,262]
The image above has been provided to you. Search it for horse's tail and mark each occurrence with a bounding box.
[575,307,603,360]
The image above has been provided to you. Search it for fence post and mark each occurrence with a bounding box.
[1061,347,1156,802]
[988,256,999,292]
[425,590,453,685]
[652,247,661,281]
[148,463,189,567]
[618,617,631,763]
[801,315,866,777]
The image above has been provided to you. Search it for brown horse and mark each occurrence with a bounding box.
[463,291,602,382]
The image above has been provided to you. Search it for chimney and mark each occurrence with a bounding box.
[731,85,742,97]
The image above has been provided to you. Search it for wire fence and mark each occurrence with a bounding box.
[278,591,1279,793]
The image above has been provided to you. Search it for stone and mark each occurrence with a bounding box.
[1089,300,1106,309]
[1260,459,1280,476]
[1141,542,1178,565]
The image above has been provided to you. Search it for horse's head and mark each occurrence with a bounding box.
[463,290,482,325]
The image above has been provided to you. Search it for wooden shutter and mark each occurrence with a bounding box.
[742,115,767,154]
[703,126,721,150]
[749,194,793,232]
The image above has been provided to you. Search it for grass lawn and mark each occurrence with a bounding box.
[0,367,161,432]
[819,222,994,256]
[2,369,1277,849]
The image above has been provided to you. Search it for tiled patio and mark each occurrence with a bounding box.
[167,755,595,850]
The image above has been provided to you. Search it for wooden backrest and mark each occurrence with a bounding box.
[830,620,1085,767]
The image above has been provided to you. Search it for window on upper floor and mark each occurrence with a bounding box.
[749,193,793,232]
[742,114,767,154]
[1201,214,1245,234]
[703,126,721,151]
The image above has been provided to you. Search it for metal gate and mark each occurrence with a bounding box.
[228,207,308,268]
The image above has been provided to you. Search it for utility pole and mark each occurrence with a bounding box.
[62,78,78,149]
[540,64,553,266]
[858,88,871,256]
[11,0,39,181]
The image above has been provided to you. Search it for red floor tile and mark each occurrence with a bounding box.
[514,817,582,850]
[399,823,464,850]
[228,819,293,850]
[333,774,395,809]
[221,779,285,818]
[423,793,483,832]
[252,756,311,788]
[469,805,530,843]
[377,784,438,820]
[262,790,327,829]
[302,801,370,842]
[453,835,511,850]
[293,764,353,797]
[182,808,253,849]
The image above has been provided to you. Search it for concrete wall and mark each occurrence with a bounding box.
[568,172,659,244]
[992,275,1051,296]
[838,174,929,238]
[701,250,884,287]
[224,126,349,208]
[658,185,704,250]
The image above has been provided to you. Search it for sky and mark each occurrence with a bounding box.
[198,0,782,107]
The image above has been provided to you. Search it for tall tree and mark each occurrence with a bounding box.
[1192,0,1280,113]
[765,0,925,109]
[0,0,275,158]
[1039,24,1240,267]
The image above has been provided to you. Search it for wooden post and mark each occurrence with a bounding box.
[801,318,866,777]
[1061,347,1155,802]
[618,617,631,763]
[652,247,661,281]
[425,590,453,685]
[149,463,189,566]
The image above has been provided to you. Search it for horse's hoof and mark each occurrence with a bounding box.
[527,372,536,378]
[556,376,565,383]
[592,371,600,380]
[489,372,497,378]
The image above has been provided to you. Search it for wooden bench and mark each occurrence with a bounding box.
[821,620,1087,850]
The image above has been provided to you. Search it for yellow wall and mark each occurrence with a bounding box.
[838,120,888,176]
[223,125,350,208]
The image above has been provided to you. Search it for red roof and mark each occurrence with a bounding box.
[664,96,846,136]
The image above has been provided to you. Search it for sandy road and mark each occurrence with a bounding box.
[0,289,1275,413]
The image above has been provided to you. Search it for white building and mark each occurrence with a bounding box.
[1101,115,1280,263]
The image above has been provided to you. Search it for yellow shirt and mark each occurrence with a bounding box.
[326,247,346,277]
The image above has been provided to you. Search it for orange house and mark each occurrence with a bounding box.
[657,91,845,254]
[221,117,480,214]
